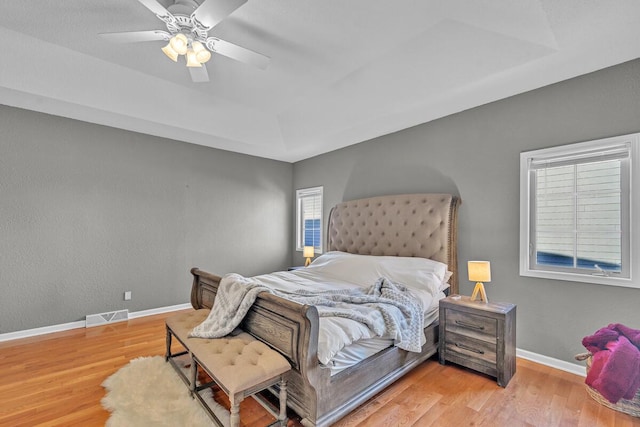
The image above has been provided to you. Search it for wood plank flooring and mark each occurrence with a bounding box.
[1,311,638,426]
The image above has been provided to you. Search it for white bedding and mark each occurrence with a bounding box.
[252,251,449,372]
[328,301,441,376]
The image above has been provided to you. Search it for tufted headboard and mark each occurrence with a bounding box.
[326,193,461,294]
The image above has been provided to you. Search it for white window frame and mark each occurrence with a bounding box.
[519,132,640,288]
[296,186,323,253]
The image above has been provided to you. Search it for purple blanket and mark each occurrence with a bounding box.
[582,323,640,403]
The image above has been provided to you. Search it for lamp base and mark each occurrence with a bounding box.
[305,257,311,267]
[470,282,488,303]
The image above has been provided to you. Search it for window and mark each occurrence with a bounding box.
[296,186,323,252]
[520,132,640,288]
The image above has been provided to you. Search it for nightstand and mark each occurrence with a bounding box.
[287,266,304,271]
[439,295,516,387]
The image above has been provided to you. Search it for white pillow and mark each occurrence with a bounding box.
[307,251,449,295]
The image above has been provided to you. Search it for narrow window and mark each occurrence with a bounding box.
[296,186,323,252]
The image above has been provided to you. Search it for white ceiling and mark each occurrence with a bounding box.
[1,1,639,163]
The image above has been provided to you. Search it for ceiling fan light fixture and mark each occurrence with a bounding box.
[186,49,202,67]
[170,33,189,55]
[192,41,211,64]
[100,0,269,83]
[161,42,179,62]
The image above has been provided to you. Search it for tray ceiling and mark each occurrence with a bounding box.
[1,0,639,162]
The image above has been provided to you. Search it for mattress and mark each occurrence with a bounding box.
[325,298,442,376]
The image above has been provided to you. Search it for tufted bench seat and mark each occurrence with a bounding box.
[165,309,211,385]
[165,311,290,427]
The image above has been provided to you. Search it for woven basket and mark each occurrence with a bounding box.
[575,353,640,417]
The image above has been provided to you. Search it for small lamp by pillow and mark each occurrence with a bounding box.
[303,246,315,267]
[468,261,491,303]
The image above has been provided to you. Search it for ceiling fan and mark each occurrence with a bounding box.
[100,0,270,83]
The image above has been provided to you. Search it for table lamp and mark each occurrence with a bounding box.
[303,246,315,267]
[468,261,491,303]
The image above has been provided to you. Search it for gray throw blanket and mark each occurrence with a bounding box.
[190,274,269,339]
[190,273,425,353]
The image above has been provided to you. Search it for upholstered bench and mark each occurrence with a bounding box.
[165,311,291,427]
[165,309,211,385]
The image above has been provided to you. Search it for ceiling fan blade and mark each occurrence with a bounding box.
[137,0,172,18]
[189,64,210,83]
[192,0,247,30]
[99,30,171,43]
[206,37,270,70]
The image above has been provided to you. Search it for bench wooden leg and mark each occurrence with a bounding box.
[165,325,172,361]
[278,377,288,426]
[230,397,241,427]
[189,354,198,395]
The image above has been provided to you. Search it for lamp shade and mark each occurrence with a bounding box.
[303,246,315,258]
[468,261,491,282]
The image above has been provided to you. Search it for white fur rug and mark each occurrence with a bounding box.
[101,355,229,427]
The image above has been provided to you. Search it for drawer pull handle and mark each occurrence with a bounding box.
[455,320,485,330]
[455,343,485,354]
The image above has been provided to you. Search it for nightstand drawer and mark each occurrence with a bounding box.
[445,309,497,343]
[445,331,497,368]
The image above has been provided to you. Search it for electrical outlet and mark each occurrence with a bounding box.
[124,291,132,301]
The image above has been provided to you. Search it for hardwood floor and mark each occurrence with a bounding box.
[1,311,638,427]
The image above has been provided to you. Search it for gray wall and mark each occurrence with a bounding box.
[292,58,640,364]
[0,106,292,333]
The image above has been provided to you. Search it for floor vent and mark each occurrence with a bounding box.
[86,309,129,328]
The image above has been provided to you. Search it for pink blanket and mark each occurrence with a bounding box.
[582,324,640,403]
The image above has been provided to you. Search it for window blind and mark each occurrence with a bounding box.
[529,143,629,169]
[296,187,323,251]
[530,144,629,274]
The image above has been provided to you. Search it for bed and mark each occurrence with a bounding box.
[189,193,460,426]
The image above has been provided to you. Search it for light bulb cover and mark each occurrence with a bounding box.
[192,41,212,63]
[161,42,179,62]
[196,49,211,64]
[186,49,202,67]
[192,41,205,52]
[170,33,188,55]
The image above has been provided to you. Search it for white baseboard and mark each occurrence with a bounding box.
[0,320,87,343]
[128,303,192,319]
[0,310,588,379]
[0,303,192,343]
[516,348,586,377]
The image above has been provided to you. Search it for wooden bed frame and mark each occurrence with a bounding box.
[189,193,460,426]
